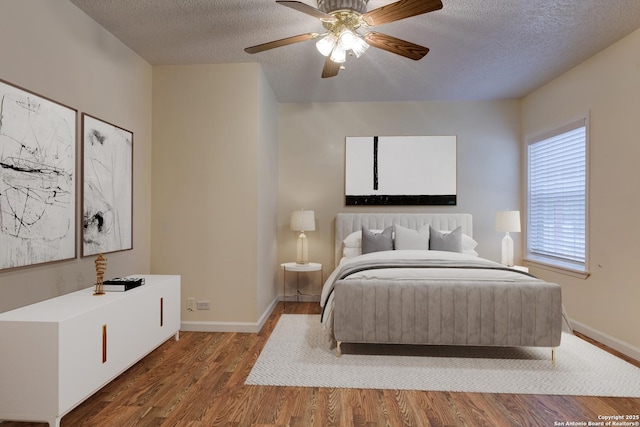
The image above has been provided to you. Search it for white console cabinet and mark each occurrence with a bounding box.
[0,275,180,427]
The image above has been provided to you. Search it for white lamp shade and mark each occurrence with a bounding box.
[290,210,315,232]
[495,210,521,233]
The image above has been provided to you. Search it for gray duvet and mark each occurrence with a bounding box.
[320,250,563,348]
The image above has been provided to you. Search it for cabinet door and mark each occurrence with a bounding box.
[58,303,120,413]
[0,321,59,418]
[147,276,181,344]
[108,278,180,366]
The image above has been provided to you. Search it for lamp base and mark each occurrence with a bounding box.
[296,232,309,264]
[501,232,514,267]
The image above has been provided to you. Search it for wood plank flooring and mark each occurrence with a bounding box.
[3,302,639,426]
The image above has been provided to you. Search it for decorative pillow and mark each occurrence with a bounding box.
[343,229,383,248]
[362,226,393,254]
[429,226,463,253]
[393,224,429,250]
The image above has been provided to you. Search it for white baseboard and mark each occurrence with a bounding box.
[180,295,280,333]
[570,318,640,362]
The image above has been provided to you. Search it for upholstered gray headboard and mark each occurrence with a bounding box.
[334,213,473,267]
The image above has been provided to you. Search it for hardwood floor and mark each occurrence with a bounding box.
[3,302,639,426]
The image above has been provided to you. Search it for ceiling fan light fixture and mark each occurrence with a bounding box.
[245,0,442,78]
[316,33,337,56]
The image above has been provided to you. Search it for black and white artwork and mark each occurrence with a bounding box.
[0,79,76,270]
[345,135,457,205]
[82,114,133,256]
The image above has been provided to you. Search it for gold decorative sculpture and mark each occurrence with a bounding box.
[94,253,107,295]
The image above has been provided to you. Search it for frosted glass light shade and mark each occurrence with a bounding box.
[338,30,356,50]
[350,35,369,58]
[316,34,337,56]
[330,45,346,63]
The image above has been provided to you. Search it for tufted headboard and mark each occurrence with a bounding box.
[334,213,473,267]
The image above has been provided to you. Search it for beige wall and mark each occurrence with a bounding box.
[0,0,152,312]
[151,64,279,327]
[256,70,280,319]
[522,29,640,352]
[278,101,522,296]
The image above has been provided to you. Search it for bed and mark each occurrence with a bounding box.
[320,213,566,361]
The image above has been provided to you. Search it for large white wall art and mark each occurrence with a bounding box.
[345,135,457,205]
[0,79,76,271]
[82,114,133,256]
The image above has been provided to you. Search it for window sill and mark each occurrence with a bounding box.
[523,256,590,280]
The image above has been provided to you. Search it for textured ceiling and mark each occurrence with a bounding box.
[68,0,640,103]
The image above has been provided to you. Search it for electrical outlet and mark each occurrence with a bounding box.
[196,300,210,310]
[186,298,196,312]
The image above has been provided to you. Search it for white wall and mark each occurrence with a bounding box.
[0,0,152,312]
[278,101,522,296]
[522,28,640,353]
[151,63,279,327]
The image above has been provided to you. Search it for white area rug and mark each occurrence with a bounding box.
[245,314,640,397]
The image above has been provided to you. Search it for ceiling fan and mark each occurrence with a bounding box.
[244,0,443,78]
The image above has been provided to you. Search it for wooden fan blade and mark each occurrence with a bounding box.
[363,0,443,27]
[364,32,429,60]
[276,1,337,22]
[321,56,341,78]
[244,33,318,54]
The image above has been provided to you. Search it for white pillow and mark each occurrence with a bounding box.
[343,247,361,258]
[438,229,478,251]
[393,224,429,250]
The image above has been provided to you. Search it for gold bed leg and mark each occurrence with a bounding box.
[336,340,342,357]
[552,348,556,366]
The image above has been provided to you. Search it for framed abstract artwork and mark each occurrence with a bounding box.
[345,135,457,206]
[81,113,133,256]
[0,78,77,271]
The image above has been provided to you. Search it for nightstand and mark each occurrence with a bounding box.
[280,262,322,306]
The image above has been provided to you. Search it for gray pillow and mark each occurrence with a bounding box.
[362,226,393,254]
[429,226,463,252]
[394,224,429,250]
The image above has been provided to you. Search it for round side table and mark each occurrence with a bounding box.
[280,262,322,307]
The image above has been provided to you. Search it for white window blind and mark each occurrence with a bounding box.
[527,120,587,271]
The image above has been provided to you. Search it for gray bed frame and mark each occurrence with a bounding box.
[332,213,563,362]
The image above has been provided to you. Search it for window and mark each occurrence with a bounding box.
[526,119,588,275]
